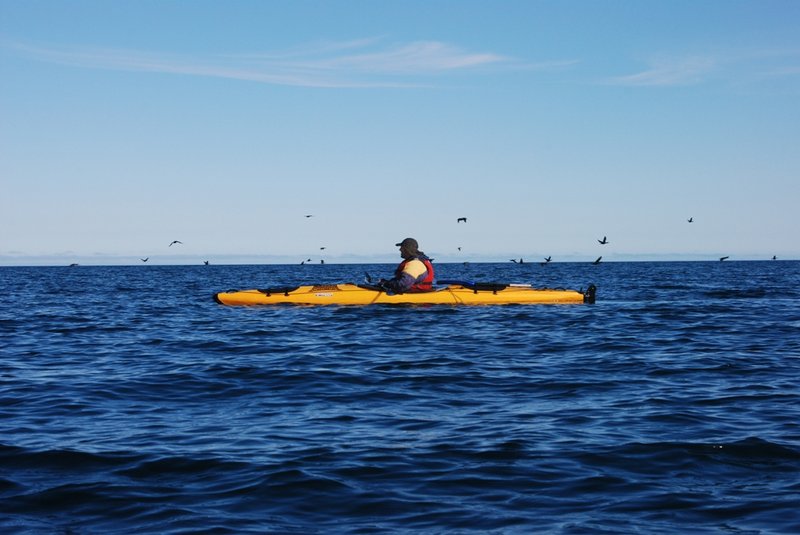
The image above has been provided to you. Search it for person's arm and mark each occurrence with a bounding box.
[382,272,416,293]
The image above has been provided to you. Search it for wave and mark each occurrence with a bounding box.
[703,288,769,299]
[1,435,799,533]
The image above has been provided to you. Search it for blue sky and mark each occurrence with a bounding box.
[2,0,798,265]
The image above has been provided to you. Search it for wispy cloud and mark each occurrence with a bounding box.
[299,41,508,73]
[606,49,800,88]
[7,38,541,88]
[746,49,800,80]
[607,56,717,87]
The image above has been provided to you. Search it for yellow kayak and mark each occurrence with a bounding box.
[214,282,596,306]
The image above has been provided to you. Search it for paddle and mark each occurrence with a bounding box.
[362,272,388,292]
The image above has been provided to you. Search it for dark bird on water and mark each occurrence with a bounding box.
[593,256,602,265]
[719,256,729,262]
[69,263,79,267]
[772,255,777,260]
[688,217,693,223]
[141,257,148,263]
[598,236,609,245]
[457,217,467,223]
[510,258,524,264]
[169,240,182,247]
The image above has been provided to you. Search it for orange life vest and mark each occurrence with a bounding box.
[395,256,435,292]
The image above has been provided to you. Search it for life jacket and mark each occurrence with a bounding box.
[395,256,435,292]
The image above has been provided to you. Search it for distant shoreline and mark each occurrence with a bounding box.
[1,256,796,268]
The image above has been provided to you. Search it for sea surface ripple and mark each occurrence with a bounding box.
[1,261,799,533]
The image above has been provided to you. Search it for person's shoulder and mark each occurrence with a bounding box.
[402,257,428,274]
[411,257,433,274]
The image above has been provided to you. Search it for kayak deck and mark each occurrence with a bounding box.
[214,283,596,306]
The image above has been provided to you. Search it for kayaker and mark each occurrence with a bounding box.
[380,238,435,293]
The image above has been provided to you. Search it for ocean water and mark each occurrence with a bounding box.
[1,261,799,534]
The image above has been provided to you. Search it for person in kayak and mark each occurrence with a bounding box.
[380,238,435,293]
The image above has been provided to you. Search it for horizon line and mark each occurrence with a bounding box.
[1,256,794,268]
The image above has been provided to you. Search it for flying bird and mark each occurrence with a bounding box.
[510,258,524,264]
[719,256,729,262]
[140,257,149,263]
[544,256,552,263]
[598,236,609,245]
[69,263,79,267]
[593,256,602,265]
[457,217,467,223]
[688,217,694,223]
[457,247,462,251]
[320,246,326,250]
[203,260,209,265]
[169,240,182,247]
[772,255,777,260]
[305,215,313,218]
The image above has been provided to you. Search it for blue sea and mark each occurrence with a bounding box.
[1,261,799,534]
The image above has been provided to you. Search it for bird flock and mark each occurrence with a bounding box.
[452,216,778,265]
[144,240,210,265]
[66,214,780,266]
[68,240,210,267]
[453,216,614,265]
[296,216,328,264]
